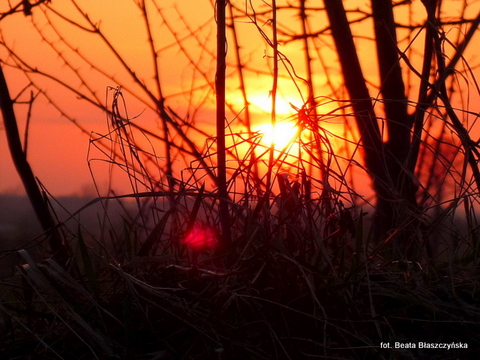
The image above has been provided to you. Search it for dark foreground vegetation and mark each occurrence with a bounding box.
[2,100,480,357]
[1,183,479,359]
[2,0,480,359]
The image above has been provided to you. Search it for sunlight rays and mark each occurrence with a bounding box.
[253,121,299,150]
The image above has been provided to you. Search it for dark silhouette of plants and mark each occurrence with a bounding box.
[323,0,480,254]
[1,2,477,248]
[1,1,480,359]
[0,0,68,264]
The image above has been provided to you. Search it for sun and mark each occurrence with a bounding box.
[248,92,296,115]
[254,121,299,150]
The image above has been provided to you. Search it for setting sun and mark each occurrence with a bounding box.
[252,98,291,115]
[254,122,299,150]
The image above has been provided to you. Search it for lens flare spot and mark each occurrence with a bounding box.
[183,226,218,250]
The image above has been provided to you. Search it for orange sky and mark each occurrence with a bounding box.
[1,0,479,198]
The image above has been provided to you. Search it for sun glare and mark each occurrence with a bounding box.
[248,92,299,115]
[255,122,299,150]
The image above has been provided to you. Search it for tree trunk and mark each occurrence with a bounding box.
[0,65,69,265]
[371,1,420,250]
[323,0,420,255]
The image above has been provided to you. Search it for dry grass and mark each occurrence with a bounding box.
[1,94,479,359]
